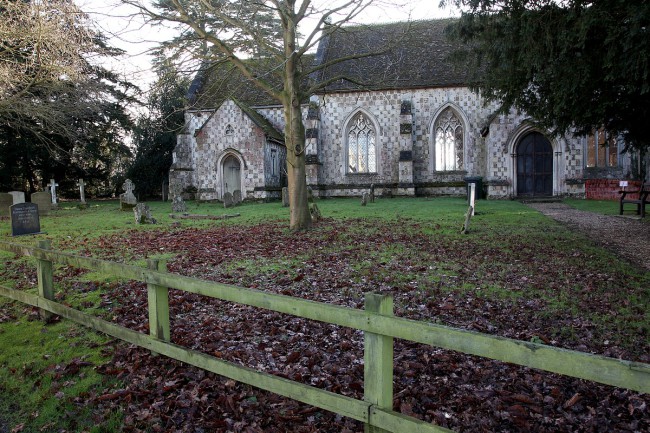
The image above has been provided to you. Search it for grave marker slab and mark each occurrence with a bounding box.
[223,192,234,208]
[0,193,12,217]
[233,190,242,205]
[282,187,289,207]
[11,203,42,236]
[9,191,25,204]
[31,191,51,215]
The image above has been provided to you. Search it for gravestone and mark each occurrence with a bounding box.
[281,187,289,207]
[233,190,242,205]
[78,179,87,204]
[120,179,137,210]
[307,187,315,203]
[134,203,156,224]
[48,179,59,207]
[223,192,234,208]
[0,193,12,217]
[369,184,375,203]
[310,203,321,222]
[11,203,42,236]
[361,192,368,206]
[9,191,25,204]
[170,182,186,213]
[31,191,51,215]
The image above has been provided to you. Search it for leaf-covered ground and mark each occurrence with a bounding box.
[3,214,649,432]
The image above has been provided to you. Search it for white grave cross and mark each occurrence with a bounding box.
[48,179,59,204]
[123,179,135,194]
[78,178,86,203]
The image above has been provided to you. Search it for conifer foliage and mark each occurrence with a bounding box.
[445,0,650,152]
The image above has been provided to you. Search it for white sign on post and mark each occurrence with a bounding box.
[619,180,628,188]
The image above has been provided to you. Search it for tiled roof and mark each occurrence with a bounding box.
[313,19,468,92]
[188,56,314,109]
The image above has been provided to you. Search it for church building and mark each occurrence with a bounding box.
[170,20,643,201]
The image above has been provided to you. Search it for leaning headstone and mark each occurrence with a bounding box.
[369,184,375,203]
[134,203,156,224]
[77,179,87,205]
[281,187,289,207]
[47,179,59,208]
[120,179,137,210]
[0,193,12,217]
[310,203,321,222]
[361,192,368,206]
[31,191,51,215]
[9,191,25,204]
[223,192,234,208]
[11,203,42,236]
[233,190,242,205]
[307,186,315,203]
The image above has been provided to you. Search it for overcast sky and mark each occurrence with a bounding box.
[76,1,460,92]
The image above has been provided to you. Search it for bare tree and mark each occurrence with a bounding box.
[122,0,394,230]
[0,0,130,145]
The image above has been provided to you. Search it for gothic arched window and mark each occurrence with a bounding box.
[434,108,464,171]
[347,113,376,173]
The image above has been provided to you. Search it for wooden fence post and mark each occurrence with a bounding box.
[147,259,170,352]
[364,293,394,433]
[36,239,54,322]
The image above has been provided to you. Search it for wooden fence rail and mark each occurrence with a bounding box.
[0,240,648,433]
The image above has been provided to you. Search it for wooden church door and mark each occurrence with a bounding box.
[223,155,241,195]
[516,132,553,196]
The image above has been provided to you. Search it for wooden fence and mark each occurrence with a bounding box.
[0,239,648,433]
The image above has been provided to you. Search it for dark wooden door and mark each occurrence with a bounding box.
[516,132,553,196]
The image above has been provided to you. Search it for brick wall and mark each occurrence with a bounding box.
[585,179,641,200]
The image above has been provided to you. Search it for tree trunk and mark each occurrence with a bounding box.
[283,6,311,231]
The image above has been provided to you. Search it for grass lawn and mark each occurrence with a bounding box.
[0,197,648,432]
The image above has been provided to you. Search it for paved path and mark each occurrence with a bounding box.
[526,202,649,272]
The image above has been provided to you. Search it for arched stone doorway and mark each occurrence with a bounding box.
[516,132,553,196]
[222,155,241,195]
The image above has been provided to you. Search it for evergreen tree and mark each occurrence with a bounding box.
[445,0,650,152]
[127,61,190,199]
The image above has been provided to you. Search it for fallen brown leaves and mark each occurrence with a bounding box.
[11,218,650,431]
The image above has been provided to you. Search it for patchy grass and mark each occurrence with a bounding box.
[0,197,648,432]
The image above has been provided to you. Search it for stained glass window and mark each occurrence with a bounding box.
[348,113,376,173]
[434,108,464,171]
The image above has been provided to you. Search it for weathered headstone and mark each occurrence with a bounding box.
[307,186,315,203]
[361,192,368,206]
[233,190,242,205]
[31,191,51,215]
[369,184,375,203]
[223,192,234,208]
[9,191,25,204]
[47,179,59,207]
[310,203,321,222]
[281,187,289,207]
[11,203,42,236]
[0,193,12,217]
[78,179,86,204]
[170,182,186,212]
[134,203,156,224]
[120,179,137,210]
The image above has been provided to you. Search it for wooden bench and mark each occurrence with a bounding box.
[619,183,649,218]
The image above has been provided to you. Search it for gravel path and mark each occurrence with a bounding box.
[526,202,649,272]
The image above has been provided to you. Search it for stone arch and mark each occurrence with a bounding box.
[428,103,470,172]
[506,122,560,197]
[216,149,247,199]
[341,108,382,176]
